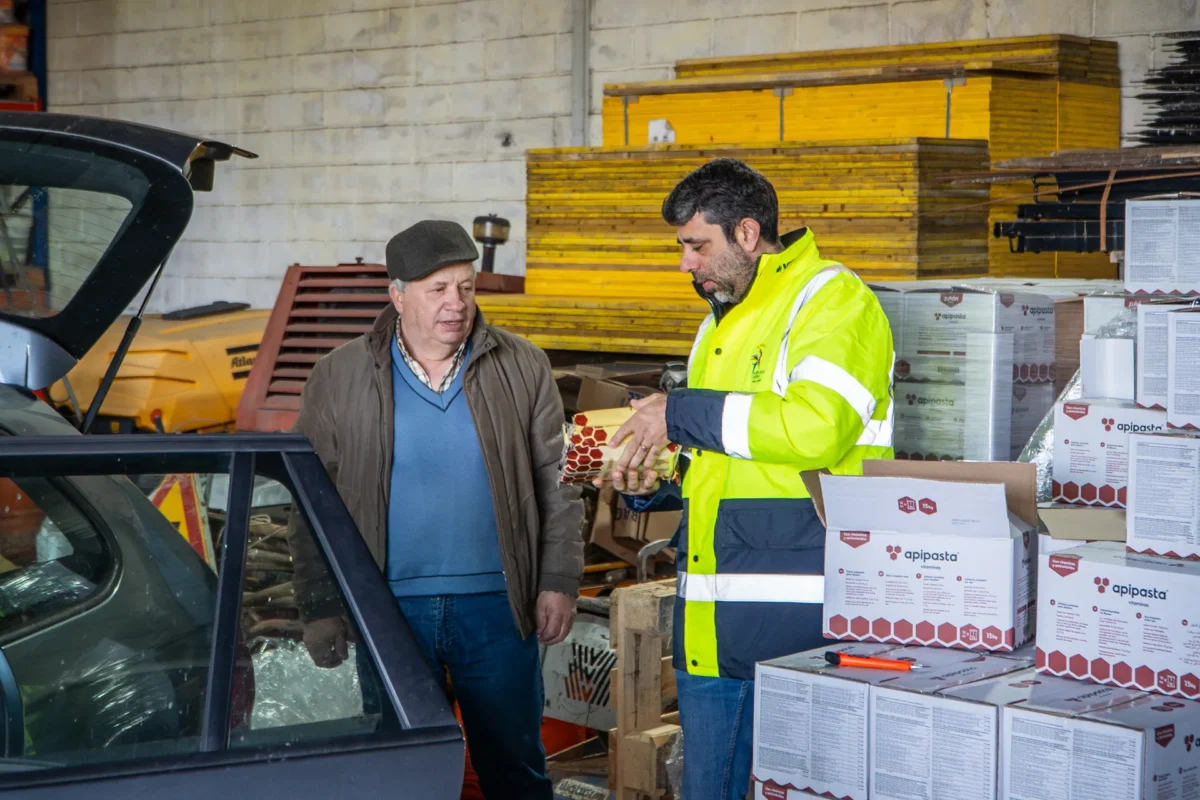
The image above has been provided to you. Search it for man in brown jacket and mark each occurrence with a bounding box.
[289,219,584,799]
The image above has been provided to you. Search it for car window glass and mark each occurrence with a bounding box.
[0,467,227,771]
[0,476,111,639]
[217,471,390,749]
[0,138,144,319]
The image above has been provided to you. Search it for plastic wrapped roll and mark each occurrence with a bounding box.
[1018,369,1082,502]
[559,408,678,485]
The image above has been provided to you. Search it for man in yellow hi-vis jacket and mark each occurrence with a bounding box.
[600,158,895,800]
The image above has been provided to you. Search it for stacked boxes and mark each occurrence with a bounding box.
[1050,400,1166,507]
[1124,199,1200,297]
[1127,433,1200,560]
[752,643,1033,800]
[881,287,1056,461]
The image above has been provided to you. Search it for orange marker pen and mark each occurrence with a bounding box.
[824,651,923,671]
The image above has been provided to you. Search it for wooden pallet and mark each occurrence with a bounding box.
[610,579,680,800]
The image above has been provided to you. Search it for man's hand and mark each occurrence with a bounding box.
[303,616,349,668]
[608,393,670,491]
[536,591,577,645]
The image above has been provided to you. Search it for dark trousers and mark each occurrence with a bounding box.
[395,591,549,800]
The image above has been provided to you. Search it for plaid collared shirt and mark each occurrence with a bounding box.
[395,317,468,393]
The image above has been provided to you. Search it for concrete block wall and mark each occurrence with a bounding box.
[44,0,1200,312]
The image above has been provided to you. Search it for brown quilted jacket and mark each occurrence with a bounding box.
[287,304,585,638]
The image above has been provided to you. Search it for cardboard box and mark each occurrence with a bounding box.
[1036,542,1200,697]
[869,283,907,356]
[1038,503,1127,544]
[1055,296,1084,396]
[576,377,658,412]
[893,333,1014,462]
[1124,199,1200,296]
[1127,433,1200,560]
[869,667,1146,800]
[817,462,1037,652]
[752,644,1029,800]
[1136,300,1196,409]
[1003,692,1200,800]
[1168,308,1200,431]
[899,289,1054,385]
[1080,335,1135,401]
[1011,383,1057,460]
[1051,400,1167,507]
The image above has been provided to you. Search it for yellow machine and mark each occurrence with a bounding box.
[46,302,268,434]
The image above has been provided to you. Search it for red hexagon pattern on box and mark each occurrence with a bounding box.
[898,496,917,514]
[851,617,870,638]
[1036,648,1047,669]
[1049,651,1068,673]
[1092,658,1111,681]
[960,624,980,646]
[1115,662,1134,685]
[919,498,937,515]
[1081,484,1099,503]
[984,627,1003,648]
[1182,674,1200,698]
[1159,670,1179,694]
[1069,654,1088,678]
[872,618,892,640]
[894,620,914,641]
[1136,666,1155,690]
[936,622,958,645]
[916,621,936,643]
[828,615,849,636]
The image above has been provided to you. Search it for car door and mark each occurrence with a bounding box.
[0,432,464,798]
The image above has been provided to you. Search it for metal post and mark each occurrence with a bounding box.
[943,76,965,139]
[623,96,638,146]
[774,87,793,142]
[570,0,591,147]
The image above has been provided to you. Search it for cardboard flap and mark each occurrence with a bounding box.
[818,473,1011,538]
[863,459,1040,528]
[1037,503,1126,542]
[801,469,829,526]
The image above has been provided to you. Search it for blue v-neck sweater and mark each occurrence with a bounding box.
[386,336,506,597]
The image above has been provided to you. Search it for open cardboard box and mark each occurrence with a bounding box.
[803,460,1125,545]
[805,459,1039,651]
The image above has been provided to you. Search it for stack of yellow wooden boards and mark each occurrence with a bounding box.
[477,35,1121,356]
[602,35,1120,281]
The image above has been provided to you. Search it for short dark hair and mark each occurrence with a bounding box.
[661,158,780,245]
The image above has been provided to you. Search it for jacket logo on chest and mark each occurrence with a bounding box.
[750,346,765,383]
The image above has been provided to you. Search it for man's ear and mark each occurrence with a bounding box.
[733,217,761,254]
[388,282,404,315]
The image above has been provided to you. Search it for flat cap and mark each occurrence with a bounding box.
[386,220,479,282]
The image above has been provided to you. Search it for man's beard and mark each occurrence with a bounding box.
[696,247,757,305]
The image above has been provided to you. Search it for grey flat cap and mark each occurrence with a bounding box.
[386,220,479,282]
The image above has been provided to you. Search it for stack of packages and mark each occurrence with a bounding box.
[750,457,1200,800]
[556,364,683,566]
[875,284,1058,463]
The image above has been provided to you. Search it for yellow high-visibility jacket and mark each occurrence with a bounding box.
[664,228,895,680]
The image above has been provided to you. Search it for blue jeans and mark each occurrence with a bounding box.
[676,669,755,800]
[395,592,549,800]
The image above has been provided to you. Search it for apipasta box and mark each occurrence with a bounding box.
[1052,400,1167,507]
[752,644,1029,800]
[1124,199,1200,296]
[865,667,1146,800]
[1169,308,1200,431]
[1036,542,1200,698]
[1003,692,1200,800]
[1127,433,1200,560]
[1011,383,1057,461]
[899,289,1055,385]
[815,461,1037,652]
[1137,300,1197,410]
[869,283,907,356]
